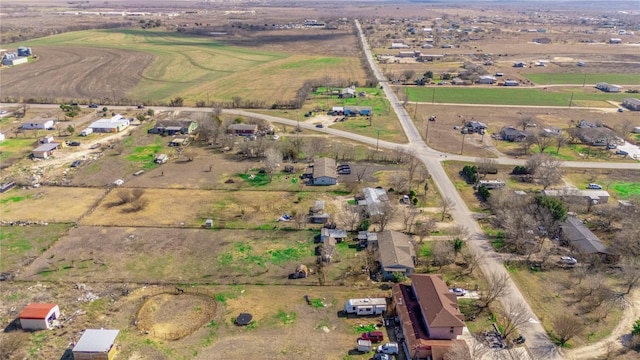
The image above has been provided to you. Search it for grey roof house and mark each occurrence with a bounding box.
[560,216,617,263]
[312,158,337,186]
[376,230,416,280]
[359,187,390,217]
[500,127,529,142]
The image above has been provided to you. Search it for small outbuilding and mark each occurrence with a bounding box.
[32,143,60,159]
[72,329,119,360]
[19,303,60,330]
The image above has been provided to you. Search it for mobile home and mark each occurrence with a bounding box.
[344,298,386,316]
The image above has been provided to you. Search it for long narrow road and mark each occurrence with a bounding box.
[354,20,561,360]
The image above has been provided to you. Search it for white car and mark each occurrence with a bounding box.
[113,179,124,186]
[560,256,577,265]
[588,183,603,190]
[450,288,466,296]
[377,342,399,355]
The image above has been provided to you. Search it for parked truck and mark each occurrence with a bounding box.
[154,154,168,164]
[344,298,386,316]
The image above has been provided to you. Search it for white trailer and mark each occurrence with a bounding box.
[80,128,93,136]
[344,298,386,316]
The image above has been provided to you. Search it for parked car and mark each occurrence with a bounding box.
[618,108,624,113]
[315,124,324,128]
[615,150,629,156]
[88,103,99,108]
[450,288,466,296]
[89,143,101,150]
[70,160,83,168]
[113,179,124,186]
[377,342,399,355]
[373,353,391,360]
[560,256,577,266]
[588,183,603,190]
[67,141,81,146]
[360,331,384,343]
[607,144,617,149]
[137,104,145,109]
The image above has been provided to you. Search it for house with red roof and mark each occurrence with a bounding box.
[391,274,469,360]
[19,303,60,330]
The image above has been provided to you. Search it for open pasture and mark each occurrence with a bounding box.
[19,226,319,284]
[3,29,366,105]
[0,223,72,273]
[80,188,339,229]
[0,187,106,223]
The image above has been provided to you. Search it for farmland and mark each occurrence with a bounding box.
[1,29,366,105]
[406,86,631,107]
[524,73,640,85]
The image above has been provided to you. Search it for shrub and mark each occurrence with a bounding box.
[461,165,478,184]
[478,185,491,201]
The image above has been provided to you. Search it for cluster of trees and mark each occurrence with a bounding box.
[59,103,80,119]
[139,19,161,29]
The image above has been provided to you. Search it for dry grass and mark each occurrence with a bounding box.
[137,293,217,340]
[80,188,337,228]
[0,187,106,223]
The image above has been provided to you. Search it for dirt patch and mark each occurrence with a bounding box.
[137,293,217,340]
[0,46,154,102]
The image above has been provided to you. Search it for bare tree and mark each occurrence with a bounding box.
[130,197,149,212]
[431,240,455,270]
[402,69,416,82]
[534,131,554,153]
[400,206,418,232]
[440,197,455,221]
[526,153,563,189]
[264,147,282,181]
[355,164,369,182]
[500,300,531,340]
[476,157,497,179]
[389,172,409,194]
[461,248,484,275]
[291,209,307,230]
[518,113,536,131]
[116,189,132,205]
[480,271,510,309]
[371,202,396,231]
[405,152,421,186]
[339,204,361,232]
[552,313,583,346]
[555,133,568,153]
[444,335,487,360]
[415,218,436,242]
[303,137,325,160]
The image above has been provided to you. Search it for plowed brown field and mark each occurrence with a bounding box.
[0,46,154,101]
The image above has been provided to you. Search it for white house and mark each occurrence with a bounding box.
[0,132,5,141]
[32,143,60,159]
[344,298,387,315]
[596,82,622,93]
[19,303,60,330]
[89,114,130,133]
[391,42,410,49]
[21,118,54,130]
[476,75,497,84]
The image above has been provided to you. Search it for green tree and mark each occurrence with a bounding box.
[66,125,75,134]
[146,108,155,117]
[424,71,434,79]
[633,318,640,336]
[453,237,465,253]
[534,195,567,222]
[357,219,371,232]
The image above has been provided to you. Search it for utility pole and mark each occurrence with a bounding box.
[568,91,574,108]
[460,133,466,155]
[376,130,380,152]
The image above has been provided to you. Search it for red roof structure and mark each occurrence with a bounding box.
[19,303,58,319]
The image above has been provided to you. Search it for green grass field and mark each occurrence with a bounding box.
[19,29,364,104]
[407,87,630,107]
[611,182,640,199]
[524,73,640,85]
[0,223,72,272]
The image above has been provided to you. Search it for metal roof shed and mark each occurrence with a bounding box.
[73,329,119,360]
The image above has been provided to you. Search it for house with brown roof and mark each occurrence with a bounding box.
[391,274,469,360]
[227,123,258,136]
[312,157,337,186]
[376,231,416,280]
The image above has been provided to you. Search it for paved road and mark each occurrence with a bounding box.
[354,20,561,360]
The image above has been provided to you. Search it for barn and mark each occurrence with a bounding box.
[73,329,120,360]
[19,303,60,330]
